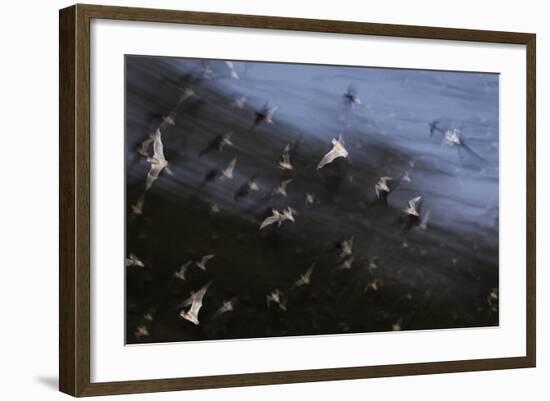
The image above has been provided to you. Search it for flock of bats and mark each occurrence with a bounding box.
[126,60,496,341]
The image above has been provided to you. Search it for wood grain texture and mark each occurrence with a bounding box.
[59,3,536,397]
[75,4,92,396]
[59,5,77,396]
[78,356,533,397]
[78,3,533,43]
[60,4,92,396]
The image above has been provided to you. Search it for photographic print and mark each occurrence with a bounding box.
[125,55,499,344]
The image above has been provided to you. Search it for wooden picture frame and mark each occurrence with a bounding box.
[59,3,536,397]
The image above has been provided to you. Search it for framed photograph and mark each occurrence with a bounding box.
[59,4,536,397]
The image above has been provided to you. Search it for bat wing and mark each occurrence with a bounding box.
[317,149,338,169]
[146,163,164,190]
[177,294,193,309]
[152,129,166,161]
[260,214,279,230]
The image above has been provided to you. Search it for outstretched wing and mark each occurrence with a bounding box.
[145,163,164,190]
[182,281,212,313]
[137,135,154,157]
[225,158,237,176]
[177,294,193,309]
[408,196,422,210]
[152,129,165,161]
[317,148,339,169]
[267,106,278,120]
[177,88,195,104]
[375,179,385,199]
[281,144,291,163]
[195,281,212,302]
[420,209,431,229]
[305,264,315,279]
[260,213,279,230]
[318,140,348,169]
